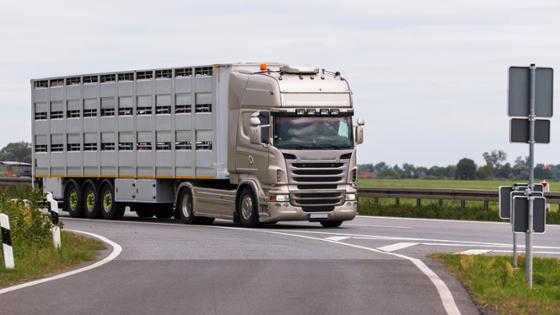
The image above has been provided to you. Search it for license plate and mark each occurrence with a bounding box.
[308,213,329,219]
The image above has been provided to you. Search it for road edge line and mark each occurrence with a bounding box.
[0,229,122,295]
[209,225,462,315]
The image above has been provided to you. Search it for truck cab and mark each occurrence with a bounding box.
[227,64,364,227]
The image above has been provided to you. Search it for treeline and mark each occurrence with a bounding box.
[359,150,560,181]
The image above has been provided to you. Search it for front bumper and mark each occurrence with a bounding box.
[259,200,358,223]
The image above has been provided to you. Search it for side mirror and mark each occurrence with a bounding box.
[249,112,262,144]
[355,118,364,145]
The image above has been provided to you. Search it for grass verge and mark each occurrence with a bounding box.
[0,231,106,287]
[431,254,560,315]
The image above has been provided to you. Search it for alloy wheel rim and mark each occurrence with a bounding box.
[103,192,112,211]
[86,191,95,210]
[69,190,78,210]
[241,195,253,221]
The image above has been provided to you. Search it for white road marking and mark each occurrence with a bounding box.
[378,242,418,252]
[208,225,461,315]
[326,236,350,241]
[280,229,560,250]
[357,215,560,229]
[347,223,412,229]
[458,249,492,255]
[0,229,122,295]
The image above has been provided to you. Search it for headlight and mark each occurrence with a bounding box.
[345,193,356,201]
[270,194,290,202]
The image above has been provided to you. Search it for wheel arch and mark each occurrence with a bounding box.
[235,179,264,216]
[175,181,196,214]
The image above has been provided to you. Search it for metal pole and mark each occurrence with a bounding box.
[513,233,518,268]
[526,63,536,288]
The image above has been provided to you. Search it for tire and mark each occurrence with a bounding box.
[100,182,125,220]
[135,205,155,218]
[320,220,343,228]
[176,188,215,225]
[64,180,84,218]
[238,188,259,228]
[83,181,101,219]
[155,205,174,219]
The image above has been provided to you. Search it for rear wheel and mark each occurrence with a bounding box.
[238,188,259,228]
[320,220,343,228]
[100,182,125,220]
[83,181,100,219]
[65,180,84,218]
[176,188,214,224]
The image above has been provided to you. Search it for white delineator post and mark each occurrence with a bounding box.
[0,213,14,269]
[46,193,61,250]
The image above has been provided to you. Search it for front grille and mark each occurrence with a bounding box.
[287,155,350,208]
[292,192,344,207]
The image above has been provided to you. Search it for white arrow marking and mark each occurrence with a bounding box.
[378,242,418,252]
[326,236,350,241]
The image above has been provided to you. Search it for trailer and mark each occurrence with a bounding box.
[31,63,363,227]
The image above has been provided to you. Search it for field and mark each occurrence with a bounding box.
[358,178,560,191]
[357,178,560,223]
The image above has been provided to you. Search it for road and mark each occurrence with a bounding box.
[1,213,559,315]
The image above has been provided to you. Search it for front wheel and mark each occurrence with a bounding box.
[320,220,343,228]
[238,188,259,228]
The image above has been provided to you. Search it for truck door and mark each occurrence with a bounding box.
[236,111,270,181]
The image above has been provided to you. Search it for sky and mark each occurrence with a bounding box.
[1,0,559,167]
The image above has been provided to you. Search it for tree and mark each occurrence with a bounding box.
[496,162,513,179]
[477,165,493,180]
[455,158,477,180]
[482,149,507,177]
[512,156,529,179]
[0,142,31,163]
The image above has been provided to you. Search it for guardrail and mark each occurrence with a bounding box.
[357,187,560,209]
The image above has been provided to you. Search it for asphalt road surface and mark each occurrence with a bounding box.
[1,213,559,315]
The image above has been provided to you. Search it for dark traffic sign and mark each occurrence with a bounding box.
[512,196,546,233]
[508,66,553,117]
[510,118,550,143]
[499,185,544,220]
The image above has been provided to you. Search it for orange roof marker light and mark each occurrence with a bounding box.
[260,64,267,72]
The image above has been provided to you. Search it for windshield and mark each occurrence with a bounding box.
[273,115,354,150]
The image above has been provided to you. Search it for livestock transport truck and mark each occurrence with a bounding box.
[31,63,364,228]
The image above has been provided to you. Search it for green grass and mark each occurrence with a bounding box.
[432,254,560,315]
[358,178,560,191]
[0,231,106,287]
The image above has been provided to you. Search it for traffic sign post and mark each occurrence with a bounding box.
[506,63,553,288]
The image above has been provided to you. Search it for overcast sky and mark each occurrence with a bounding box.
[1,0,559,167]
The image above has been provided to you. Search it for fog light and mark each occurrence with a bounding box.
[345,193,356,201]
